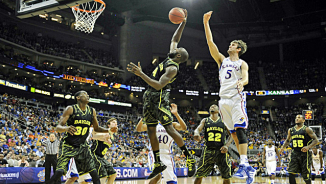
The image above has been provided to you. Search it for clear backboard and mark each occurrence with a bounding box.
[310,125,322,141]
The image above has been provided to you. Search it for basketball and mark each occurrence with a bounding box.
[169,7,185,24]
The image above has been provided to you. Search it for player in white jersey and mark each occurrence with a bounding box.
[136,103,187,184]
[203,11,256,184]
[311,146,325,184]
[262,139,281,184]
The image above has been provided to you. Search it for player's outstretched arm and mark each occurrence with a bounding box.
[127,62,177,91]
[170,9,187,53]
[281,128,292,152]
[302,127,319,152]
[171,103,187,131]
[91,108,109,132]
[136,118,147,132]
[194,118,205,142]
[221,127,233,153]
[92,131,111,144]
[56,106,76,135]
[203,11,225,68]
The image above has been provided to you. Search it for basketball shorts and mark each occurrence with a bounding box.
[143,90,173,127]
[219,94,248,133]
[266,160,277,176]
[195,147,231,179]
[148,151,177,183]
[81,154,117,181]
[65,158,92,183]
[311,166,325,176]
[288,151,312,179]
[56,141,96,176]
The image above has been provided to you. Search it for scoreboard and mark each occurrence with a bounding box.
[302,110,314,120]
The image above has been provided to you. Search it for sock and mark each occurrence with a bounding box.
[289,174,296,184]
[271,180,274,184]
[311,181,315,184]
[48,170,63,184]
[180,145,190,157]
[153,150,161,163]
[323,181,325,184]
[240,155,249,166]
[89,170,100,184]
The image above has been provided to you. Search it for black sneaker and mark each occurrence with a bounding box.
[147,162,167,180]
[187,155,197,177]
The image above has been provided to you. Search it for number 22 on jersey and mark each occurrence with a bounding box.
[208,132,221,142]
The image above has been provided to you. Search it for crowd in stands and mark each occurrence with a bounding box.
[0,92,325,176]
[264,58,326,90]
[0,21,121,68]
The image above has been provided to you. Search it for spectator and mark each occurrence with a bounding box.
[18,156,29,167]
[36,156,45,167]
[0,153,8,167]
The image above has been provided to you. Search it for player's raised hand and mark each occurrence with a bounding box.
[170,103,178,115]
[194,134,201,142]
[183,9,188,21]
[127,62,143,76]
[67,125,77,135]
[220,146,228,153]
[203,11,213,24]
[301,146,309,152]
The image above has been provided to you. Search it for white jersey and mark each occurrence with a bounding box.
[312,150,324,168]
[219,57,244,98]
[148,124,174,154]
[265,145,276,162]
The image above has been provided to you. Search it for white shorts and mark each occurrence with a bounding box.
[219,93,248,133]
[65,158,92,183]
[312,166,325,175]
[266,161,277,176]
[149,152,177,183]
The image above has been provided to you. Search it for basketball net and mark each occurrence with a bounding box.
[71,0,106,34]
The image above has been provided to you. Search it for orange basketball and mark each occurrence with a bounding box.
[169,7,185,24]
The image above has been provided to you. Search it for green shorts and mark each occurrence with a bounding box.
[195,146,232,179]
[288,150,312,180]
[56,141,96,176]
[94,155,116,178]
[143,89,173,127]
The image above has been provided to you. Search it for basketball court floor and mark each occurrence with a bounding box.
[113,176,324,184]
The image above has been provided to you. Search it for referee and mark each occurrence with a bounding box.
[39,133,60,184]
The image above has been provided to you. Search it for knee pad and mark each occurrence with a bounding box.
[236,128,247,144]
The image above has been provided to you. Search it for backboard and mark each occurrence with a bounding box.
[16,0,92,19]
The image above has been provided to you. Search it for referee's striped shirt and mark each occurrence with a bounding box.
[42,139,60,155]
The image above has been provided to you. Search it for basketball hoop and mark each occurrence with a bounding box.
[71,0,105,34]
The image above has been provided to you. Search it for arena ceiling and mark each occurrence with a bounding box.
[103,0,326,41]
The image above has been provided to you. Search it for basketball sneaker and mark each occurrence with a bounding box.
[233,164,248,179]
[147,162,167,180]
[186,155,197,177]
[245,165,257,184]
